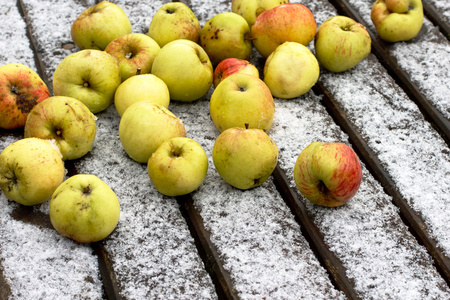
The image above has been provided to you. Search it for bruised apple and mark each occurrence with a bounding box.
[24,96,97,160]
[0,138,65,206]
[0,63,50,129]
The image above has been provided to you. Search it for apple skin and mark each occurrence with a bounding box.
[231,0,290,26]
[0,138,65,206]
[263,42,320,99]
[213,58,259,88]
[200,12,253,66]
[147,137,208,197]
[212,126,279,190]
[371,0,424,42]
[105,33,160,82]
[294,142,362,207]
[114,74,170,117]
[0,63,50,129]
[148,2,201,48]
[314,16,371,73]
[251,3,317,58]
[71,1,132,50]
[151,39,213,102]
[119,101,186,163]
[210,73,275,133]
[24,96,97,161]
[53,49,121,114]
[49,174,120,243]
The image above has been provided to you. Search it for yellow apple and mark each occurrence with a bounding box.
[200,12,252,66]
[53,49,121,114]
[105,33,161,82]
[151,39,213,102]
[0,138,65,206]
[24,96,97,160]
[263,42,319,99]
[148,137,208,196]
[148,2,201,47]
[212,125,279,190]
[231,0,290,26]
[114,74,170,116]
[71,1,132,50]
[49,174,120,243]
[119,101,186,163]
[210,73,275,132]
[371,0,424,42]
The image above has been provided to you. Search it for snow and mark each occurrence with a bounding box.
[0,0,449,299]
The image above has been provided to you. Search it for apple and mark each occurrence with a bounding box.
[71,1,132,50]
[49,174,120,243]
[148,2,201,48]
[147,137,208,196]
[114,74,170,117]
[263,42,320,99]
[151,39,213,102]
[105,33,161,82]
[210,73,274,133]
[231,0,290,26]
[251,3,317,58]
[293,142,362,207]
[0,138,65,206]
[119,101,186,163]
[212,125,279,190]
[371,0,424,42]
[213,58,259,88]
[53,49,121,114]
[0,63,50,129]
[314,16,371,73]
[200,12,253,66]
[24,96,97,160]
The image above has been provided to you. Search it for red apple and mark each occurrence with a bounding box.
[213,58,259,88]
[293,142,362,207]
[0,63,50,129]
[251,3,317,58]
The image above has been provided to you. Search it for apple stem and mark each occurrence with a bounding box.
[245,123,249,129]
[136,68,141,75]
[83,186,91,194]
[10,85,19,95]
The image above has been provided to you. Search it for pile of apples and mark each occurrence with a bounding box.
[0,0,424,243]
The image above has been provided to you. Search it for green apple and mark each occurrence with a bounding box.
[53,49,121,114]
[251,3,317,58]
[294,142,362,207]
[151,39,213,102]
[71,1,132,50]
[105,33,160,82]
[231,0,290,26]
[263,42,320,99]
[24,96,97,160]
[210,73,274,132]
[148,2,201,48]
[114,74,170,117]
[371,0,424,42]
[314,16,371,73]
[212,125,279,190]
[0,138,65,206]
[200,12,252,66]
[213,58,259,88]
[0,63,50,129]
[49,174,120,243]
[147,137,208,197]
[119,101,186,163]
